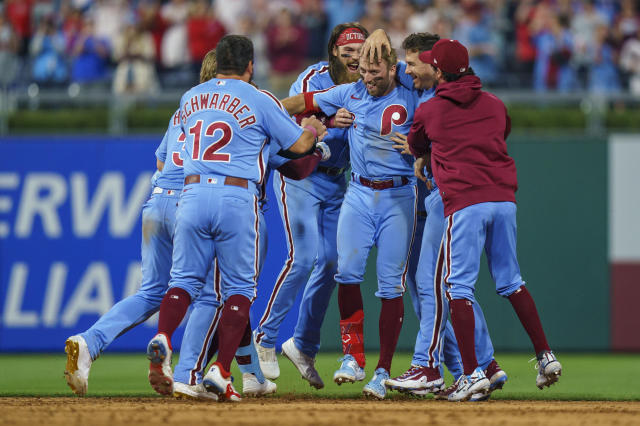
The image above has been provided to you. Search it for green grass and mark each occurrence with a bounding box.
[1,353,639,400]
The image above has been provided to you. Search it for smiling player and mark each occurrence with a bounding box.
[253,23,367,390]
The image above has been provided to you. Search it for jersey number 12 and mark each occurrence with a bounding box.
[189,119,233,162]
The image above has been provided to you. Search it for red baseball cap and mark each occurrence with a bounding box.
[419,39,469,74]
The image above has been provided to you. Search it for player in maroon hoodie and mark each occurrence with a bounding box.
[407,39,562,402]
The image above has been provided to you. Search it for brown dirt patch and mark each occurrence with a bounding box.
[1,398,639,426]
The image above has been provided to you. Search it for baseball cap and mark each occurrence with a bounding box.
[419,39,469,74]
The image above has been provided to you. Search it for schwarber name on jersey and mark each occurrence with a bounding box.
[179,78,303,184]
[154,109,187,190]
[315,80,427,181]
[289,61,348,170]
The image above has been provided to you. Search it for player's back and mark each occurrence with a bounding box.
[154,109,187,190]
[179,78,301,185]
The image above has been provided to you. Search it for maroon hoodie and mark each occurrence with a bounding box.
[408,75,517,216]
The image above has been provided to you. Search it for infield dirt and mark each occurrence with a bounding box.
[1,398,639,426]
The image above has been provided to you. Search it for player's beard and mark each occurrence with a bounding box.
[329,57,361,84]
[365,75,391,97]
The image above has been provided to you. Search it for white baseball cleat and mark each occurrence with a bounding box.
[536,351,562,389]
[173,382,218,401]
[470,359,509,401]
[64,335,92,396]
[333,355,366,385]
[281,337,324,389]
[147,333,174,396]
[448,367,490,402]
[203,363,242,402]
[253,331,280,380]
[242,373,277,397]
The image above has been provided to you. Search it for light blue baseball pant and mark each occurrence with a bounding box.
[174,213,268,385]
[168,176,261,303]
[255,171,346,356]
[80,189,218,360]
[335,179,417,298]
[411,190,495,377]
[443,201,524,302]
[404,199,466,379]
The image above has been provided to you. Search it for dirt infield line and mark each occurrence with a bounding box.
[1,398,639,426]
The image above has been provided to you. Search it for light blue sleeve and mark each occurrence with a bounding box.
[155,123,171,162]
[396,61,415,90]
[314,84,350,117]
[261,95,304,152]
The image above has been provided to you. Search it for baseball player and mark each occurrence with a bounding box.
[145,35,326,402]
[64,50,274,400]
[172,50,333,401]
[364,31,507,401]
[408,39,562,402]
[173,91,332,400]
[282,44,432,399]
[253,22,366,389]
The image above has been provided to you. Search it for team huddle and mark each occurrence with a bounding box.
[64,23,562,403]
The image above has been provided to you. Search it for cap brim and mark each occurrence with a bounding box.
[418,50,433,65]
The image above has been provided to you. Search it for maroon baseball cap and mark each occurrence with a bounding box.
[419,39,469,74]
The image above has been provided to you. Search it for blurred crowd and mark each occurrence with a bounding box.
[1,0,640,96]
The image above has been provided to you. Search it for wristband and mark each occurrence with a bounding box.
[304,91,319,113]
[304,125,318,139]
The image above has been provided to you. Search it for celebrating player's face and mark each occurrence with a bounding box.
[333,43,363,83]
[404,50,437,90]
[359,58,393,97]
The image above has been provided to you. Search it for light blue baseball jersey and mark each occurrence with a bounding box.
[154,109,187,190]
[179,78,303,183]
[289,62,348,170]
[315,80,431,180]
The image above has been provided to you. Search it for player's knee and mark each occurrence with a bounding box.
[445,284,475,303]
[496,282,525,298]
[375,284,405,299]
[290,251,316,272]
[334,272,364,285]
[168,283,201,301]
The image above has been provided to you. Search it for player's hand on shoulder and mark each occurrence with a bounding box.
[390,132,410,154]
[300,115,328,141]
[363,29,391,64]
[331,108,354,128]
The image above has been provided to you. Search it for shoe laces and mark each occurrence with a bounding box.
[454,374,469,390]
[399,365,423,379]
[529,356,544,370]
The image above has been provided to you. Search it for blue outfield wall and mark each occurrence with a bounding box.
[0,135,294,352]
[0,135,608,353]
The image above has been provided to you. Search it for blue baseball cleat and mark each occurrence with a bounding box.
[333,355,365,385]
[362,368,390,399]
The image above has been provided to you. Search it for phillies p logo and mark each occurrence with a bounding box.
[380,104,408,136]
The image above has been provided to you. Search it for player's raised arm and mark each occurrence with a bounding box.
[362,29,391,65]
[281,92,319,116]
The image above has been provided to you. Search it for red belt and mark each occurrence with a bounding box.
[355,174,409,190]
[184,174,248,189]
